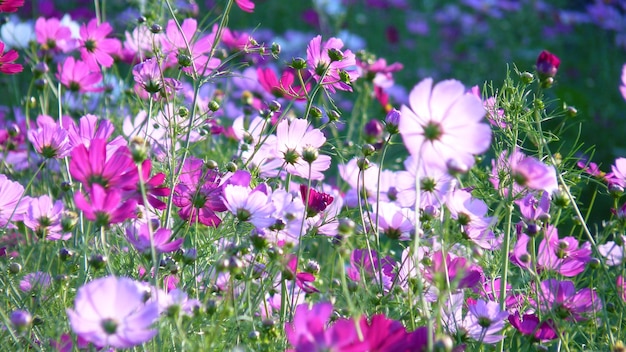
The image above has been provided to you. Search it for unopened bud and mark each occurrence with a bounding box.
[385,109,400,134]
[520,71,534,84]
[327,48,344,62]
[208,100,220,112]
[290,57,307,70]
[150,24,162,34]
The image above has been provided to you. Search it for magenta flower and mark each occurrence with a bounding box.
[306,35,360,93]
[235,0,255,12]
[66,276,159,349]
[285,302,367,352]
[27,120,71,159]
[173,157,227,227]
[536,279,602,322]
[359,315,429,352]
[35,17,75,53]
[515,191,550,223]
[425,250,483,290]
[70,138,138,191]
[537,225,591,277]
[346,248,395,292]
[57,57,103,93]
[126,222,182,255]
[78,19,121,69]
[0,174,29,227]
[0,40,23,74]
[0,0,24,12]
[285,255,319,294]
[536,50,560,79]
[300,184,334,218]
[508,312,558,342]
[74,184,137,227]
[223,184,276,229]
[133,159,170,210]
[399,78,491,172]
[23,195,70,240]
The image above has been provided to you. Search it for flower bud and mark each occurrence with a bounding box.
[271,42,281,58]
[130,136,148,163]
[226,162,238,172]
[361,144,376,157]
[357,157,370,171]
[536,50,560,79]
[385,109,400,134]
[61,211,78,232]
[137,16,147,24]
[309,106,323,119]
[338,218,355,236]
[268,100,281,112]
[8,262,21,274]
[565,105,577,118]
[150,24,162,34]
[10,310,32,332]
[89,254,108,270]
[364,119,384,142]
[59,247,74,261]
[177,53,192,67]
[520,71,534,84]
[327,48,344,62]
[302,146,319,163]
[206,160,218,169]
[290,57,307,70]
[304,260,320,274]
[327,110,341,122]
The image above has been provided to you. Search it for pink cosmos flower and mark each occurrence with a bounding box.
[24,195,71,240]
[598,237,625,266]
[223,184,276,229]
[70,138,138,191]
[35,17,75,53]
[27,119,72,159]
[133,159,170,210]
[0,40,22,74]
[299,185,334,218]
[57,57,103,93]
[535,279,602,322]
[274,118,331,180]
[399,78,491,172]
[306,35,360,93]
[257,67,309,100]
[446,188,497,249]
[491,149,558,196]
[161,18,220,76]
[74,184,137,227]
[371,201,414,240]
[66,276,159,349]
[395,155,455,209]
[425,250,483,291]
[0,0,24,12]
[125,222,182,255]
[78,19,121,69]
[618,276,626,303]
[537,225,591,277]
[346,248,395,292]
[285,255,319,294]
[285,302,367,351]
[235,0,255,12]
[172,157,227,227]
[359,314,429,351]
[0,174,29,227]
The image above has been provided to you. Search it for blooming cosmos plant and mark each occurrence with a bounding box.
[399,78,492,173]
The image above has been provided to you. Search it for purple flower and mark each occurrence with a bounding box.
[536,279,602,322]
[285,302,367,351]
[537,225,591,277]
[173,157,227,227]
[125,222,182,255]
[491,149,558,196]
[425,250,483,291]
[19,271,52,292]
[27,118,71,159]
[465,299,508,344]
[399,78,491,172]
[66,276,159,349]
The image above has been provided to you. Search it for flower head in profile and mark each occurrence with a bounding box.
[0,40,23,74]
[535,279,602,322]
[66,276,159,349]
[306,35,360,92]
[399,78,491,172]
[508,312,558,342]
[491,149,558,197]
[173,157,227,227]
[235,0,255,12]
[125,222,182,255]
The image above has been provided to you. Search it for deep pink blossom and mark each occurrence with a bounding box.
[133,159,170,210]
[537,225,591,277]
[35,17,75,53]
[535,279,602,322]
[0,0,24,12]
[0,41,22,74]
[173,157,227,227]
[399,78,491,172]
[78,19,121,69]
[74,184,137,227]
[235,0,255,12]
[70,139,138,191]
[27,119,71,159]
[425,250,483,290]
[57,57,103,93]
[359,314,429,352]
[536,50,560,79]
[66,276,159,348]
[24,195,71,240]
